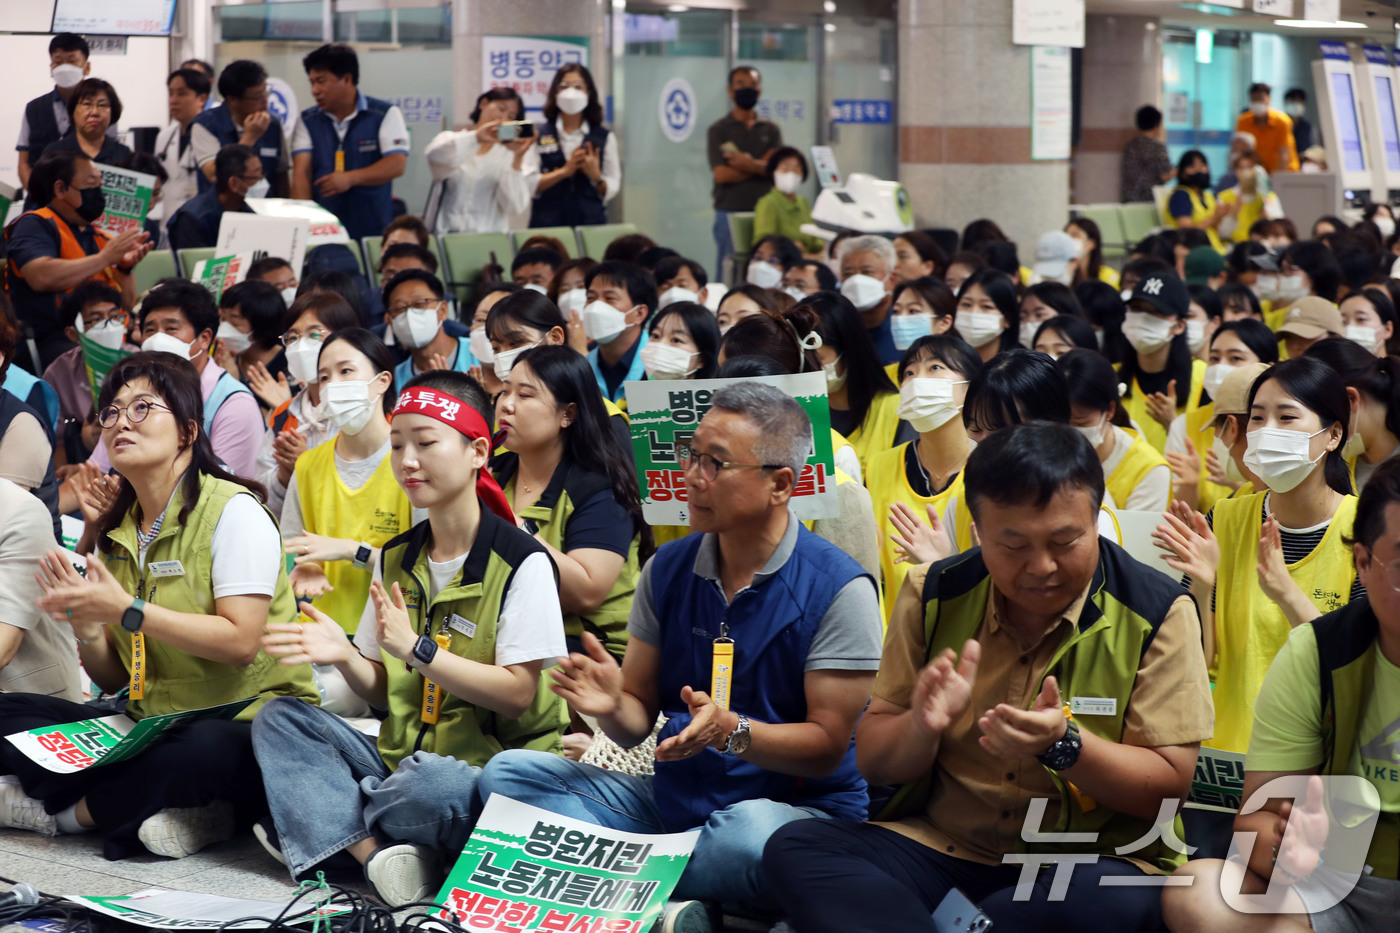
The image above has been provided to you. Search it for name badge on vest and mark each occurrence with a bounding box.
[1070,697,1117,716]
[447,613,476,639]
[148,560,185,578]
[358,138,378,153]
[538,137,560,154]
[259,147,278,158]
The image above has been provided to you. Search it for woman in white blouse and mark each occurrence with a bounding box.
[522,64,621,228]
[424,87,534,235]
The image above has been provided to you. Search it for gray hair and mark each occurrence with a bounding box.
[835,234,896,275]
[709,382,812,475]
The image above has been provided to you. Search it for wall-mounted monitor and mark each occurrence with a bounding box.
[52,0,177,37]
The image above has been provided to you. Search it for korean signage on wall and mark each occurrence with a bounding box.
[482,36,590,118]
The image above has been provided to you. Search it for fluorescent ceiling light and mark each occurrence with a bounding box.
[1273,19,1366,28]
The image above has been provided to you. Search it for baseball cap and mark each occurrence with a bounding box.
[1213,362,1271,420]
[1033,231,1081,281]
[1275,296,1343,340]
[1128,270,1189,317]
[1183,246,1226,285]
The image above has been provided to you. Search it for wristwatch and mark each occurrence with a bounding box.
[722,715,751,756]
[351,542,373,570]
[411,634,439,668]
[1036,718,1082,771]
[121,597,147,633]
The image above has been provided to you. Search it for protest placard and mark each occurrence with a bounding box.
[78,331,132,408]
[94,164,156,236]
[192,252,256,300]
[215,211,309,275]
[64,889,349,930]
[1188,746,1246,812]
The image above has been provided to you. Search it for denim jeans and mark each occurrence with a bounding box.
[475,749,827,903]
[713,209,734,282]
[251,696,483,880]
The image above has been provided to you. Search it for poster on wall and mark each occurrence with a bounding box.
[1031,46,1072,161]
[482,36,589,118]
[1012,0,1085,49]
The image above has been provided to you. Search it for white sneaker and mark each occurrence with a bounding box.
[658,900,712,933]
[365,843,441,907]
[253,818,286,866]
[0,776,57,836]
[137,801,234,858]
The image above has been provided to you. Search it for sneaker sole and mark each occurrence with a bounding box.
[253,820,287,865]
[660,901,712,933]
[138,802,235,859]
[0,778,57,837]
[367,845,439,908]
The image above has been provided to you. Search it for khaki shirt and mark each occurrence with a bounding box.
[870,563,1214,865]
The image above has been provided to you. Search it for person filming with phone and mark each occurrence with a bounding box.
[424,87,533,235]
[522,64,619,228]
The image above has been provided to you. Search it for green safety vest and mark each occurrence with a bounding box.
[493,454,639,663]
[103,474,319,721]
[375,506,568,771]
[876,540,1192,871]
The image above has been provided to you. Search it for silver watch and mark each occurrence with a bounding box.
[723,715,751,755]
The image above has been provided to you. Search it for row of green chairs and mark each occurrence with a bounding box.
[1070,203,1162,260]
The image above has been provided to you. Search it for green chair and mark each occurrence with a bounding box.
[1074,204,1127,260]
[512,226,580,258]
[728,212,756,256]
[1118,203,1161,249]
[177,247,216,278]
[134,249,178,295]
[577,222,637,260]
[439,233,514,305]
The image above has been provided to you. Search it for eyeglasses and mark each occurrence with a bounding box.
[76,99,112,112]
[674,441,782,482]
[387,298,444,318]
[280,327,330,347]
[1365,550,1400,592]
[83,308,128,329]
[97,400,172,429]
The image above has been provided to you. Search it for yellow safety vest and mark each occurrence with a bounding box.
[1120,358,1206,454]
[1169,186,1224,252]
[294,438,413,633]
[1096,265,1121,289]
[1182,403,1234,513]
[1209,492,1358,753]
[1105,426,1170,511]
[844,390,903,476]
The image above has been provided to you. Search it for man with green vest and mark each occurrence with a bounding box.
[764,422,1214,933]
[1162,457,1400,933]
[253,370,567,907]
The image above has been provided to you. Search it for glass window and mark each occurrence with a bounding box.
[218,3,322,42]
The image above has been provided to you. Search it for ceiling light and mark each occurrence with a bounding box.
[1273,19,1366,28]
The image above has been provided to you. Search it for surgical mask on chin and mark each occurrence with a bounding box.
[1377,216,1396,239]
[324,379,380,436]
[954,310,1004,348]
[823,357,846,393]
[891,313,933,350]
[1121,310,1176,354]
[841,273,888,311]
[659,285,698,308]
[557,287,587,318]
[52,63,84,89]
[1074,414,1109,448]
[80,318,126,351]
[746,261,783,289]
[142,332,196,360]
[244,179,271,200]
[281,286,298,308]
[1018,320,1041,349]
[583,301,631,344]
[897,378,965,433]
[556,87,589,116]
[639,342,698,380]
[1346,324,1382,352]
[285,338,322,386]
[469,326,495,365]
[216,321,252,355]
[1243,426,1328,493]
[390,306,442,349]
[1185,319,1208,354]
[1201,362,1236,400]
[493,339,541,382]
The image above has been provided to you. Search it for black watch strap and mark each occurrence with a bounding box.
[121,597,147,633]
[412,634,439,668]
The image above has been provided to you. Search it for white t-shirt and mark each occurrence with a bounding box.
[1102,425,1172,513]
[139,492,282,599]
[352,549,565,669]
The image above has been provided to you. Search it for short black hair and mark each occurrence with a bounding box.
[791,258,837,291]
[1135,105,1163,132]
[1285,87,1307,103]
[470,87,523,123]
[300,270,366,320]
[1282,239,1343,302]
[729,65,760,85]
[61,281,123,327]
[141,279,220,338]
[635,246,679,271]
[400,371,492,436]
[215,144,259,192]
[585,261,658,326]
[218,60,268,100]
[1249,82,1272,98]
[168,67,212,99]
[220,279,286,350]
[766,146,808,181]
[512,247,564,273]
[49,33,89,58]
[123,151,167,185]
[181,58,215,78]
[963,347,1070,435]
[383,269,445,306]
[380,242,438,275]
[303,43,359,84]
[654,256,708,290]
[29,150,87,206]
[964,422,1105,522]
[248,256,294,280]
[69,78,121,124]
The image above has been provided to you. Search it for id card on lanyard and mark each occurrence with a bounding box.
[130,581,156,699]
[420,634,451,723]
[334,148,345,174]
[711,626,734,711]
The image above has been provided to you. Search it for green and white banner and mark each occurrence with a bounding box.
[193,253,256,300]
[78,330,132,409]
[94,164,156,237]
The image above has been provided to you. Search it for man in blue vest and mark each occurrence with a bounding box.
[291,44,408,240]
[15,34,91,195]
[190,60,290,197]
[475,382,883,932]
[168,145,261,252]
[581,261,653,404]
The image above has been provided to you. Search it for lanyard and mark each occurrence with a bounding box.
[130,579,156,699]
[417,598,453,724]
[710,620,734,711]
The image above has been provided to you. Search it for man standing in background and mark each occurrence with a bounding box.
[1236,82,1298,175]
[1285,87,1314,154]
[1120,104,1174,203]
[191,60,291,197]
[707,66,782,280]
[15,34,91,194]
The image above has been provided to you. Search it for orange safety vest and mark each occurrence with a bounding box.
[5,206,120,300]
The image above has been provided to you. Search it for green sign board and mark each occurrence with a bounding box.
[94,163,156,236]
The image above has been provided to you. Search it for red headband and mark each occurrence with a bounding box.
[391,387,515,524]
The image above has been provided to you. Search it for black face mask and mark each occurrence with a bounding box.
[733,87,759,111]
[76,186,106,223]
[1183,170,1211,190]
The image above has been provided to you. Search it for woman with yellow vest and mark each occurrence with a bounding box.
[493,345,648,664]
[255,369,566,904]
[1303,336,1400,492]
[2,352,316,859]
[1065,217,1120,290]
[952,269,1021,365]
[867,335,981,622]
[1166,149,1227,252]
[1156,357,1361,757]
[1059,348,1171,512]
[785,291,909,474]
[1118,269,1207,453]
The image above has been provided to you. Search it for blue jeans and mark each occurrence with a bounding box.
[713,209,734,282]
[251,696,483,879]
[476,749,827,903]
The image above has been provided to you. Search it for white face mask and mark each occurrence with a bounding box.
[746,261,783,289]
[639,342,698,380]
[557,287,587,317]
[244,178,271,200]
[773,171,802,195]
[1346,324,1382,352]
[1122,310,1176,354]
[1377,216,1396,239]
[1244,426,1328,493]
[324,379,381,436]
[1018,320,1041,349]
[390,304,442,349]
[555,87,589,116]
[1213,432,1248,484]
[1287,102,1306,118]
[52,64,84,89]
[493,339,541,382]
[216,321,252,355]
[898,378,966,433]
[1342,412,1366,461]
[281,286,298,308]
[1202,362,1236,400]
[583,300,631,344]
[841,273,888,312]
[823,357,846,393]
[469,326,495,364]
[1250,101,1269,118]
[1074,414,1109,448]
[1276,272,1309,303]
[142,332,196,360]
[80,318,126,351]
[285,338,322,386]
[783,285,808,302]
[954,310,1004,347]
[659,286,698,309]
[703,284,727,313]
[1185,319,1208,354]
[523,283,548,295]
[891,313,933,350]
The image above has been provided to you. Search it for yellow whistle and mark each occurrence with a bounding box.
[710,638,734,711]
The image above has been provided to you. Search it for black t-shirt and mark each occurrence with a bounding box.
[6,210,105,342]
[41,132,133,168]
[707,113,784,212]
